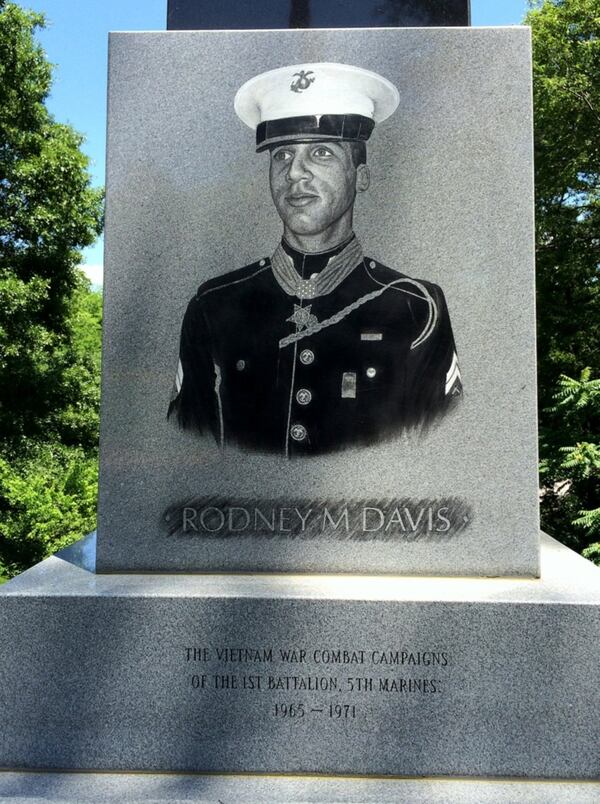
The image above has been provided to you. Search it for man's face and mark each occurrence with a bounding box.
[269,141,363,238]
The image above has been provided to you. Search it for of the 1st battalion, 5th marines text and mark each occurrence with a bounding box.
[183,645,452,723]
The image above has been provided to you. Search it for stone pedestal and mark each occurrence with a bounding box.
[0,770,599,803]
[1,533,598,780]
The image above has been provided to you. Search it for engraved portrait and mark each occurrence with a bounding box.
[168,62,462,456]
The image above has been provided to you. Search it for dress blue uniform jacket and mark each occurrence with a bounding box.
[168,236,462,456]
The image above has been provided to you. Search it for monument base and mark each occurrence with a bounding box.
[1,770,599,803]
[0,533,598,780]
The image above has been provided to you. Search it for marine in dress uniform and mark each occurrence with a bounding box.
[169,63,462,457]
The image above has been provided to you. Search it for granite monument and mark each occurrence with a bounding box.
[97,27,540,576]
[0,17,598,803]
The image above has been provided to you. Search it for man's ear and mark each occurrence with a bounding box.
[356,164,371,193]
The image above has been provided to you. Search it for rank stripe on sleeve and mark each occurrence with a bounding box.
[175,359,183,393]
[445,352,461,395]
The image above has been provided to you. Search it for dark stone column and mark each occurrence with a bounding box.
[167,0,471,30]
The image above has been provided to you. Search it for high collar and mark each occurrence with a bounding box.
[271,235,364,300]
[281,234,356,278]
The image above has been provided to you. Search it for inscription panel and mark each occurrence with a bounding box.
[184,643,452,725]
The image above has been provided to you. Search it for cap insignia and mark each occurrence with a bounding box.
[290,70,316,94]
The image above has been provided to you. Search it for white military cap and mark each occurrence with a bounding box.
[234,62,399,152]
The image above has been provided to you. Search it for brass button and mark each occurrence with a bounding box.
[299,349,315,365]
[236,360,246,371]
[296,388,312,405]
[366,367,377,378]
[290,424,307,442]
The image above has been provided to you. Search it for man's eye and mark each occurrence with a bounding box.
[312,146,333,158]
[273,149,292,162]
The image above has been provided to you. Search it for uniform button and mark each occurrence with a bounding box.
[369,260,376,269]
[296,388,312,405]
[299,349,315,365]
[236,360,246,371]
[290,424,307,442]
[259,259,266,267]
[366,367,377,378]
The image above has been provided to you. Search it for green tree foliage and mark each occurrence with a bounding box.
[540,370,600,561]
[0,1,103,579]
[0,442,98,578]
[527,0,600,558]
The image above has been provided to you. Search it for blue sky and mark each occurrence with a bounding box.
[22,0,530,285]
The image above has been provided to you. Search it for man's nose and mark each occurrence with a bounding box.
[286,152,312,182]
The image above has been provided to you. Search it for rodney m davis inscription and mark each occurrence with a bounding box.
[164,497,472,541]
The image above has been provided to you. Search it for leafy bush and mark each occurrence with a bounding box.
[540,369,600,560]
[0,441,98,577]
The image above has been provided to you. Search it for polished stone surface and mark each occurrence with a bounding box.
[99,27,538,577]
[7,532,598,604]
[0,534,598,778]
[167,0,471,30]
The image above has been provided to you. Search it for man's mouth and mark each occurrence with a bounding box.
[285,193,319,208]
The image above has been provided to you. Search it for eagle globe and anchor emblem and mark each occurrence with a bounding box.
[290,70,316,93]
